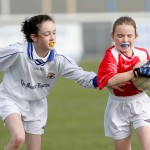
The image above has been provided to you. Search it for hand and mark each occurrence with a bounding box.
[142,60,150,67]
[111,82,130,91]
[133,60,150,78]
[111,85,124,91]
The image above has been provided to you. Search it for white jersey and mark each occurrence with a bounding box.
[0,42,96,101]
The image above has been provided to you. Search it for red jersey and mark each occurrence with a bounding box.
[98,45,150,96]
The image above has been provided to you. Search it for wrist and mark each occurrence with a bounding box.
[133,68,141,78]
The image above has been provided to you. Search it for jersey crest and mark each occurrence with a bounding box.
[47,72,55,79]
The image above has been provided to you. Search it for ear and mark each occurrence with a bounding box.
[30,34,37,42]
[111,33,115,42]
[135,33,138,40]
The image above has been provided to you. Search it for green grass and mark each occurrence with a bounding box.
[0,61,143,150]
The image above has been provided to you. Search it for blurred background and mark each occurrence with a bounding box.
[0,0,150,61]
[0,1,150,149]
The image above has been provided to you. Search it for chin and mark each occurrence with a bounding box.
[49,48,53,51]
[120,49,129,53]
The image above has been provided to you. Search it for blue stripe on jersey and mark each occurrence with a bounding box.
[55,54,72,64]
[47,50,54,61]
[0,52,24,59]
[27,42,33,59]
[27,42,54,66]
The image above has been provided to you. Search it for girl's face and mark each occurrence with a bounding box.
[112,24,138,56]
[31,21,56,53]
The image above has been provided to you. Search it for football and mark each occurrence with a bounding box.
[132,60,150,92]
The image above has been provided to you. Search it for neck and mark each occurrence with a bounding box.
[34,44,49,58]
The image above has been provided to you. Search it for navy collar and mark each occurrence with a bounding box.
[27,42,54,66]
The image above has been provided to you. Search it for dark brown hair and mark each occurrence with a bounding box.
[21,14,55,42]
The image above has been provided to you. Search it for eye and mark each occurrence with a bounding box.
[43,32,50,36]
[53,30,56,35]
[117,34,124,38]
[128,35,133,38]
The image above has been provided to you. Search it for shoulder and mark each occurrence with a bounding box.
[133,46,149,56]
[0,42,26,58]
[134,46,148,52]
[54,49,76,64]
[104,45,119,56]
[134,46,150,60]
[103,45,118,61]
[7,42,27,53]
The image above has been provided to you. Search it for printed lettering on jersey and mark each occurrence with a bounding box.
[33,66,44,71]
[144,119,150,123]
[21,79,50,89]
[47,72,55,79]
[122,64,132,70]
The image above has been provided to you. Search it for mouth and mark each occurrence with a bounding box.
[49,42,55,47]
[121,43,130,47]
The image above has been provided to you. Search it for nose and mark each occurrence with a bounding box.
[122,36,128,42]
[49,34,55,41]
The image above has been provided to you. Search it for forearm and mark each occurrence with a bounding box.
[107,70,134,87]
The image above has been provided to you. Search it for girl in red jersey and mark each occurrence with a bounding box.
[98,16,150,150]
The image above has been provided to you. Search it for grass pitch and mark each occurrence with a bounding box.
[0,60,142,149]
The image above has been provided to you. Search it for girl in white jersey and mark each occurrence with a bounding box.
[0,14,98,150]
[98,16,150,150]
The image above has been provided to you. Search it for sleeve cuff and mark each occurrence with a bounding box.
[93,76,98,87]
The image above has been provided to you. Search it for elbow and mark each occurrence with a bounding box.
[107,79,114,87]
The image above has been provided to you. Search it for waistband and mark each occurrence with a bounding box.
[109,92,149,102]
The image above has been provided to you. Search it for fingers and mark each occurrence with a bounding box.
[112,86,124,91]
[111,82,131,91]
[143,60,150,67]
[116,87,124,92]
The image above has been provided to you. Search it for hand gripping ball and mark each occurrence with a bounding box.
[132,60,150,92]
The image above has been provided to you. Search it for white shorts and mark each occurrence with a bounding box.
[104,92,150,140]
[0,90,48,135]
